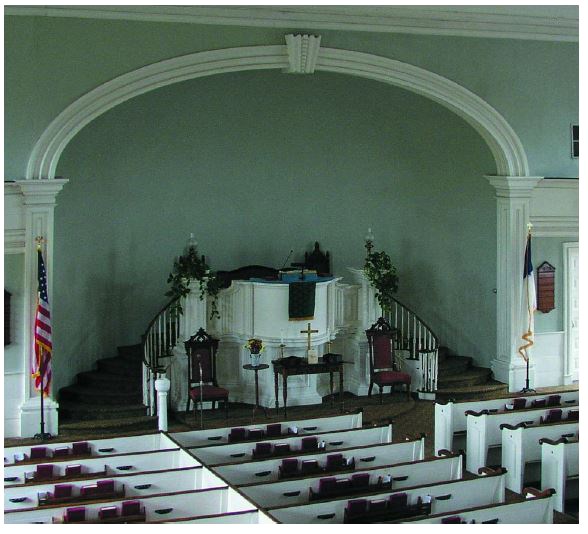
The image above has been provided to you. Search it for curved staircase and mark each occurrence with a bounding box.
[58,344,157,435]
[434,347,508,401]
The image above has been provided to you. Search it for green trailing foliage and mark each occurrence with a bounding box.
[166,245,222,319]
[364,249,399,313]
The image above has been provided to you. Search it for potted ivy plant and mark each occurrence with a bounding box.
[166,242,222,319]
[363,249,399,313]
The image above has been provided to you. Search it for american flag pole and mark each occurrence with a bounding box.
[33,237,53,441]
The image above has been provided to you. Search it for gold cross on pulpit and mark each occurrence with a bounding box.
[300,322,319,351]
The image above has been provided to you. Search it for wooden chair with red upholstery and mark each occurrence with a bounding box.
[366,317,411,403]
[184,328,229,421]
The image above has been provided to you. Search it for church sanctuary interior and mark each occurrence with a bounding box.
[4,4,579,525]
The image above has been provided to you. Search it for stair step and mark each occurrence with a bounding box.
[59,385,142,405]
[434,380,509,401]
[438,355,473,375]
[96,356,142,375]
[59,401,148,421]
[59,415,157,434]
[437,366,491,387]
[118,344,144,361]
[77,370,141,389]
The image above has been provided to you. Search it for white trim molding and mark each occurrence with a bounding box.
[486,175,543,390]
[4,5,578,42]
[25,42,529,181]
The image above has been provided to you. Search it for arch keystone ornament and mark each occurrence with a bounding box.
[285,33,322,74]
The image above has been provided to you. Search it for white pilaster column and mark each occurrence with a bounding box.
[486,176,543,391]
[15,178,68,437]
[345,268,382,395]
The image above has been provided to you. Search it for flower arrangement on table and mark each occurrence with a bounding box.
[245,338,264,367]
[245,338,264,354]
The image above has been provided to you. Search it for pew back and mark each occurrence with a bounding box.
[502,422,579,493]
[192,426,392,466]
[434,390,579,453]
[5,433,171,465]
[168,412,362,448]
[238,454,462,509]
[266,472,505,524]
[405,493,554,524]
[4,448,198,487]
[4,487,255,524]
[211,439,423,486]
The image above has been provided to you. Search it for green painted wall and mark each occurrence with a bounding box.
[4,15,578,180]
[53,70,496,393]
[533,237,574,333]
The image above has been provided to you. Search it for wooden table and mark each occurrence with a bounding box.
[242,363,270,421]
[272,357,348,417]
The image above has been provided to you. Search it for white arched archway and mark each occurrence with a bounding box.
[26,44,529,180]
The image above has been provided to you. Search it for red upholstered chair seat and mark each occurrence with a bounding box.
[189,385,228,400]
[373,370,411,385]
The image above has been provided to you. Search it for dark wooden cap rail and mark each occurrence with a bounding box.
[522,487,556,498]
[500,419,579,431]
[477,466,506,476]
[147,508,260,524]
[434,386,578,406]
[465,402,578,418]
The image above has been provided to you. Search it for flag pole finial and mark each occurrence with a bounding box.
[35,236,45,251]
[526,222,533,234]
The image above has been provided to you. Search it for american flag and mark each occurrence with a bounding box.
[33,247,52,395]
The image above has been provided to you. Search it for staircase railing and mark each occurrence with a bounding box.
[384,297,439,393]
[141,297,181,416]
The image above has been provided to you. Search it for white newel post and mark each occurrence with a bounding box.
[346,267,382,396]
[15,179,68,438]
[486,176,543,391]
[169,281,208,411]
[155,375,171,431]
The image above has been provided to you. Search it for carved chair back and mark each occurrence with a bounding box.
[304,241,331,275]
[366,317,397,374]
[184,328,220,386]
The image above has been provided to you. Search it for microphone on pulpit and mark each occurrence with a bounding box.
[279,249,294,279]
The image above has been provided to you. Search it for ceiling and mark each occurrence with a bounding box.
[5,5,579,42]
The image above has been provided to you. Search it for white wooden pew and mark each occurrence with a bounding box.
[153,509,277,524]
[266,470,506,523]
[405,488,555,524]
[4,465,226,512]
[501,421,579,493]
[4,486,255,524]
[4,433,175,466]
[465,405,578,474]
[238,453,462,509]
[191,425,392,466]
[212,438,424,486]
[540,437,579,512]
[4,448,198,488]
[435,390,579,454]
[168,411,363,448]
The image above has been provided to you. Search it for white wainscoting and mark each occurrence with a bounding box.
[4,371,25,437]
[532,331,564,387]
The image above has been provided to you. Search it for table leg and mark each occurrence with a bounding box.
[274,371,279,416]
[283,374,288,418]
[329,371,334,408]
[339,367,344,412]
[252,369,259,422]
